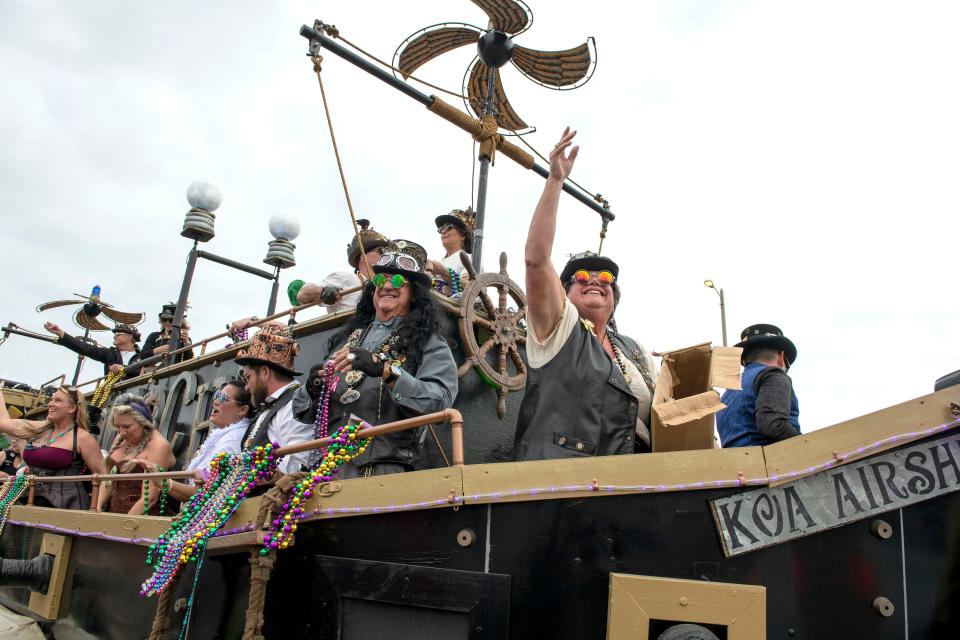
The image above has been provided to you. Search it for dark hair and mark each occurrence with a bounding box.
[223,379,254,416]
[743,347,782,365]
[327,279,440,372]
[563,279,621,333]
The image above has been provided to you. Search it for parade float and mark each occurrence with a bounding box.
[1,2,958,639]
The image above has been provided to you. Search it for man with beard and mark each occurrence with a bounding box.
[294,239,458,478]
[235,324,313,474]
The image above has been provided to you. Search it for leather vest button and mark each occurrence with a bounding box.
[558,436,567,445]
[575,442,584,451]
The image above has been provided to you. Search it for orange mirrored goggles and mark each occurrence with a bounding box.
[570,269,616,286]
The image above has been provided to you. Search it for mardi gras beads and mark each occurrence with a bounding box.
[140,443,280,596]
[226,326,248,348]
[260,421,370,557]
[0,475,29,537]
[91,368,125,408]
[309,361,339,469]
[448,268,462,296]
[142,468,169,516]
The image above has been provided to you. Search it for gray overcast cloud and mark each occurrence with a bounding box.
[1,1,957,433]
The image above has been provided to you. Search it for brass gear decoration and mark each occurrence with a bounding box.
[456,251,527,418]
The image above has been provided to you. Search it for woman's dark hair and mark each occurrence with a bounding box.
[223,379,254,417]
[327,279,440,372]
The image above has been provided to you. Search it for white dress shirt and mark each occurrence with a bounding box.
[187,417,250,481]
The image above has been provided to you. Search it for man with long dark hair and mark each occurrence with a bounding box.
[294,240,458,478]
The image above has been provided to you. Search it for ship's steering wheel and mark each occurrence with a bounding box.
[455,252,527,418]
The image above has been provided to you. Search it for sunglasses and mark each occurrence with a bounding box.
[373,273,407,289]
[570,270,616,286]
[58,385,81,402]
[213,389,235,404]
[437,224,456,234]
[376,252,420,272]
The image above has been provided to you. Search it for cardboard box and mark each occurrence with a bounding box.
[651,343,742,452]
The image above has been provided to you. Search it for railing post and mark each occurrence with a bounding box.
[90,475,101,512]
[26,477,35,506]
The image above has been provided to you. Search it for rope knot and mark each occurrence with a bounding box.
[311,55,323,74]
[475,114,500,163]
[322,24,340,39]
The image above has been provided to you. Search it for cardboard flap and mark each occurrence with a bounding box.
[709,346,743,390]
[653,390,725,427]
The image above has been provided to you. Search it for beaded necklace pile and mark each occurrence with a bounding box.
[309,361,339,468]
[91,368,125,408]
[0,475,29,536]
[140,443,278,596]
[260,418,370,557]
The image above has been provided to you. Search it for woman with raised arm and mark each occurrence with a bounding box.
[513,127,657,461]
[134,379,253,502]
[0,385,106,508]
[97,394,176,515]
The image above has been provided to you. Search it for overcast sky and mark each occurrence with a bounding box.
[1,0,957,432]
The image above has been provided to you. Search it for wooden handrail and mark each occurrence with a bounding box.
[274,408,465,465]
[73,287,363,389]
[18,407,465,511]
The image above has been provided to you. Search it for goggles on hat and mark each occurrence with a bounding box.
[373,273,407,289]
[376,252,420,272]
[569,269,616,286]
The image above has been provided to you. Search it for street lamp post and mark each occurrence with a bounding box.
[167,182,300,362]
[703,279,727,347]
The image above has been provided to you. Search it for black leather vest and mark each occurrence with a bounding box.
[513,321,652,461]
[243,384,300,449]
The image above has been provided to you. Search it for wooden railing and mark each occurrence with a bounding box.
[15,408,464,513]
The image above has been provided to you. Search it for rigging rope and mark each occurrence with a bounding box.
[310,55,371,279]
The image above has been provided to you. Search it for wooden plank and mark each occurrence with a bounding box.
[7,505,172,545]
[28,533,72,620]
[763,386,960,486]
[607,573,765,640]
[297,466,463,523]
[460,448,766,506]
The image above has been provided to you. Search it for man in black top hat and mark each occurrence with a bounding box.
[716,324,802,447]
[44,321,142,376]
[141,303,194,362]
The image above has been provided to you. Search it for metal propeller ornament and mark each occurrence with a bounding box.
[35,285,145,332]
[394,0,596,133]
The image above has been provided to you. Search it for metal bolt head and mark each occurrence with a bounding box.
[457,528,476,547]
[870,519,893,540]
[872,596,895,617]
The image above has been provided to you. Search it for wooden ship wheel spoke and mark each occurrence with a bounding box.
[456,251,527,418]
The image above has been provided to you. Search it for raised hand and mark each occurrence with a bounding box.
[43,322,64,338]
[547,126,579,183]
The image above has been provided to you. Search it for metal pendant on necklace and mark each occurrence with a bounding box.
[345,370,365,387]
[340,388,361,404]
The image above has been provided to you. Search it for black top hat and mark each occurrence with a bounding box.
[373,239,432,286]
[346,219,391,270]
[112,323,141,342]
[735,324,798,366]
[435,207,476,254]
[559,251,620,285]
[158,303,177,321]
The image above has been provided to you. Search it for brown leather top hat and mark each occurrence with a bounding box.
[373,239,432,286]
[735,324,798,366]
[112,323,141,342]
[346,219,391,270]
[234,324,302,376]
[435,207,476,253]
